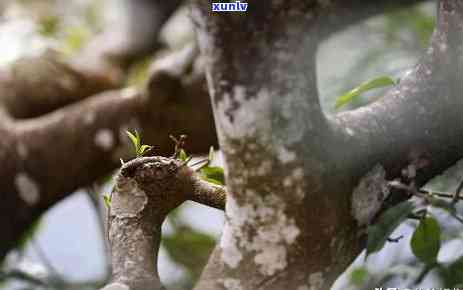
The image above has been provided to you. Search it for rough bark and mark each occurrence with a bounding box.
[189,1,463,290]
[101,157,225,290]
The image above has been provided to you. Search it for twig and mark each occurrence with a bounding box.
[387,235,404,243]
[454,179,463,203]
[169,134,187,159]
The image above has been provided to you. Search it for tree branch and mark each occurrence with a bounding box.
[0,51,118,119]
[334,0,463,187]
[0,44,216,259]
[101,157,227,290]
[192,2,341,289]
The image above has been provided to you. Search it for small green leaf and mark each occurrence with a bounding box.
[411,216,441,264]
[366,200,415,257]
[335,76,396,109]
[103,194,112,209]
[178,149,189,161]
[200,166,225,185]
[350,267,369,286]
[60,26,91,55]
[138,144,153,157]
[38,15,60,37]
[126,130,141,156]
[126,130,140,149]
[208,146,215,162]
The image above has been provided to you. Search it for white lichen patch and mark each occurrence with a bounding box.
[351,164,389,226]
[100,282,130,290]
[220,222,243,268]
[112,179,148,218]
[95,129,115,151]
[277,145,296,164]
[255,160,272,176]
[345,127,355,136]
[216,87,271,139]
[15,172,40,206]
[308,272,324,290]
[282,167,305,201]
[221,278,242,290]
[220,192,300,276]
[121,87,138,99]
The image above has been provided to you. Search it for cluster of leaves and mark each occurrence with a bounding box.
[174,138,225,186]
[126,130,154,158]
[364,195,463,288]
[159,135,225,286]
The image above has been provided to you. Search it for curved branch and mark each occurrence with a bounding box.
[0,44,216,259]
[334,0,463,187]
[101,157,227,290]
[0,51,118,119]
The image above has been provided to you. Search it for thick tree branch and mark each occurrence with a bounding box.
[334,1,463,188]
[0,0,186,121]
[191,1,453,290]
[192,2,342,290]
[0,45,216,259]
[0,51,118,119]
[101,157,227,290]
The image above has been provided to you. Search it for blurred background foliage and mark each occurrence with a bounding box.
[1,1,463,290]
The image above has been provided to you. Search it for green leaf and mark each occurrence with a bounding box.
[178,149,188,161]
[411,216,441,264]
[103,194,112,209]
[350,267,369,286]
[138,144,153,157]
[335,76,395,109]
[200,166,225,186]
[38,15,60,37]
[60,26,91,56]
[366,200,415,257]
[126,130,141,155]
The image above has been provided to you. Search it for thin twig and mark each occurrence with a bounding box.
[454,179,463,203]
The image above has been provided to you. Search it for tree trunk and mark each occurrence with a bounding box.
[189,1,463,289]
